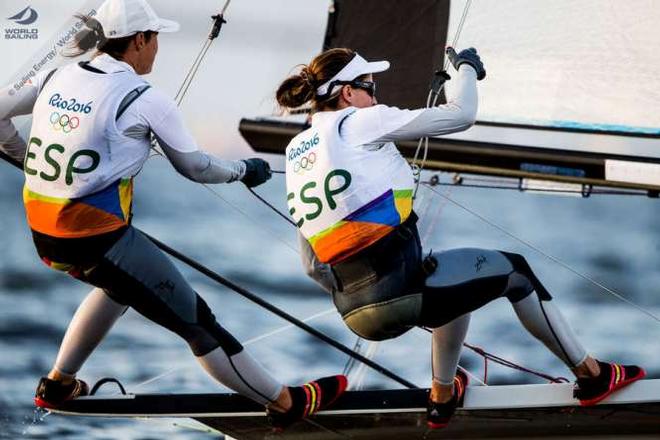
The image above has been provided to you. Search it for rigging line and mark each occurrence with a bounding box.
[174,0,231,105]
[422,182,660,324]
[419,327,568,384]
[412,0,475,193]
[200,183,300,254]
[132,307,337,391]
[411,326,486,386]
[176,39,214,106]
[413,0,471,198]
[175,37,210,103]
[449,0,473,54]
[0,155,416,390]
[141,233,418,389]
[247,186,296,227]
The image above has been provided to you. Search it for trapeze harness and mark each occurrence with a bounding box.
[286,104,587,371]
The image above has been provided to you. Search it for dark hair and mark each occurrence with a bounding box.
[276,48,357,111]
[66,14,156,59]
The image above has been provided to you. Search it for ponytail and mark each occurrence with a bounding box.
[65,14,107,57]
[276,48,355,112]
[276,66,316,109]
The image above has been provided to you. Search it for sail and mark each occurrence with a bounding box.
[323,0,450,109]
[447,0,660,136]
[241,0,660,192]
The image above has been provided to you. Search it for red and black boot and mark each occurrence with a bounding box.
[427,369,468,429]
[268,375,348,430]
[34,377,89,409]
[574,361,645,406]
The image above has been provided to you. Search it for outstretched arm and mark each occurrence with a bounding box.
[381,65,478,141]
[340,48,485,147]
[143,89,247,184]
[0,75,46,162]
[339,65,478,147]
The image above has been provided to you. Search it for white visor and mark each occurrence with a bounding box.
[96,0,180,39]
[316,53,390,97]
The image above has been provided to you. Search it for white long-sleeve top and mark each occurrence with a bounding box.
[339,64,478,146]
[0,53,245,183]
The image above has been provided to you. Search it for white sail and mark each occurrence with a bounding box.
[448,0,660,135]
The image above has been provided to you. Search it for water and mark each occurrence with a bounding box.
[1,1,659,438]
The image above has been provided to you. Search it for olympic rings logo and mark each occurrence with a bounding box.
[50,112,80,134]
[293,152,316,174]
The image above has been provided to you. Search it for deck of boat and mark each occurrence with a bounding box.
[53,379,660,439]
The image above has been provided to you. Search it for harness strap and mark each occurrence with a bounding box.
[332,212,421,292]
[116,85,151,121]
[78,61,106,74]
[37,68,58,95]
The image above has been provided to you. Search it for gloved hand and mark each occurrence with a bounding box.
[241,158,272,188]
[446,47,486,80]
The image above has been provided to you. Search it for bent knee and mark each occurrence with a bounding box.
[183,297,244,356]
[500,251,552,301]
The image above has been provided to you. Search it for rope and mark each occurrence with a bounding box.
[201,183,300,254]
[247,186,296,227]
[131,308,337,391]
[174,0,231,105]
[420,327,569,384]
[411,0,473,200]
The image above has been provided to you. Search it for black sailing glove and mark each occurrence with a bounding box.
[241,158,272,188]
[446,47,486,80]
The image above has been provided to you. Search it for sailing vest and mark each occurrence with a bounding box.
[23,62,150,238]
[286,107,415,264]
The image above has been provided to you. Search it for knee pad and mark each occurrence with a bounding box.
[185,297,244,357]
[501,252,552,301]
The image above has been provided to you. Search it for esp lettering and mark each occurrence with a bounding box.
[24,136,100,185]
[288,169,351,227]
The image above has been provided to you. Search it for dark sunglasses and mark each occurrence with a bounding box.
[345,80,376,97]
[320,79,377,100]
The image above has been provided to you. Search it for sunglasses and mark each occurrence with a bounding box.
[322,79,377,99]
[348,80,376,97]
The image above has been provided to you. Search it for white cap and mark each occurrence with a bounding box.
[95,0,180,39]
[316,53,390,97]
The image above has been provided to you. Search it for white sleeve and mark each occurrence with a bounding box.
[0,69,54,162]
[340,65,478,146]
[137,88,246,183]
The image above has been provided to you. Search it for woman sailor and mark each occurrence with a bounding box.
[277,47,645,428]
[0,0,345,428]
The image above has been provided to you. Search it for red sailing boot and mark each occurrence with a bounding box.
[574,360,645,406]
[267,375,348,430]
[427,369,468,429]
[34,377,89,409]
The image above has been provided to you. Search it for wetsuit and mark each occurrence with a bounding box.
[0,54,282,404]
[287,65,587,385]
